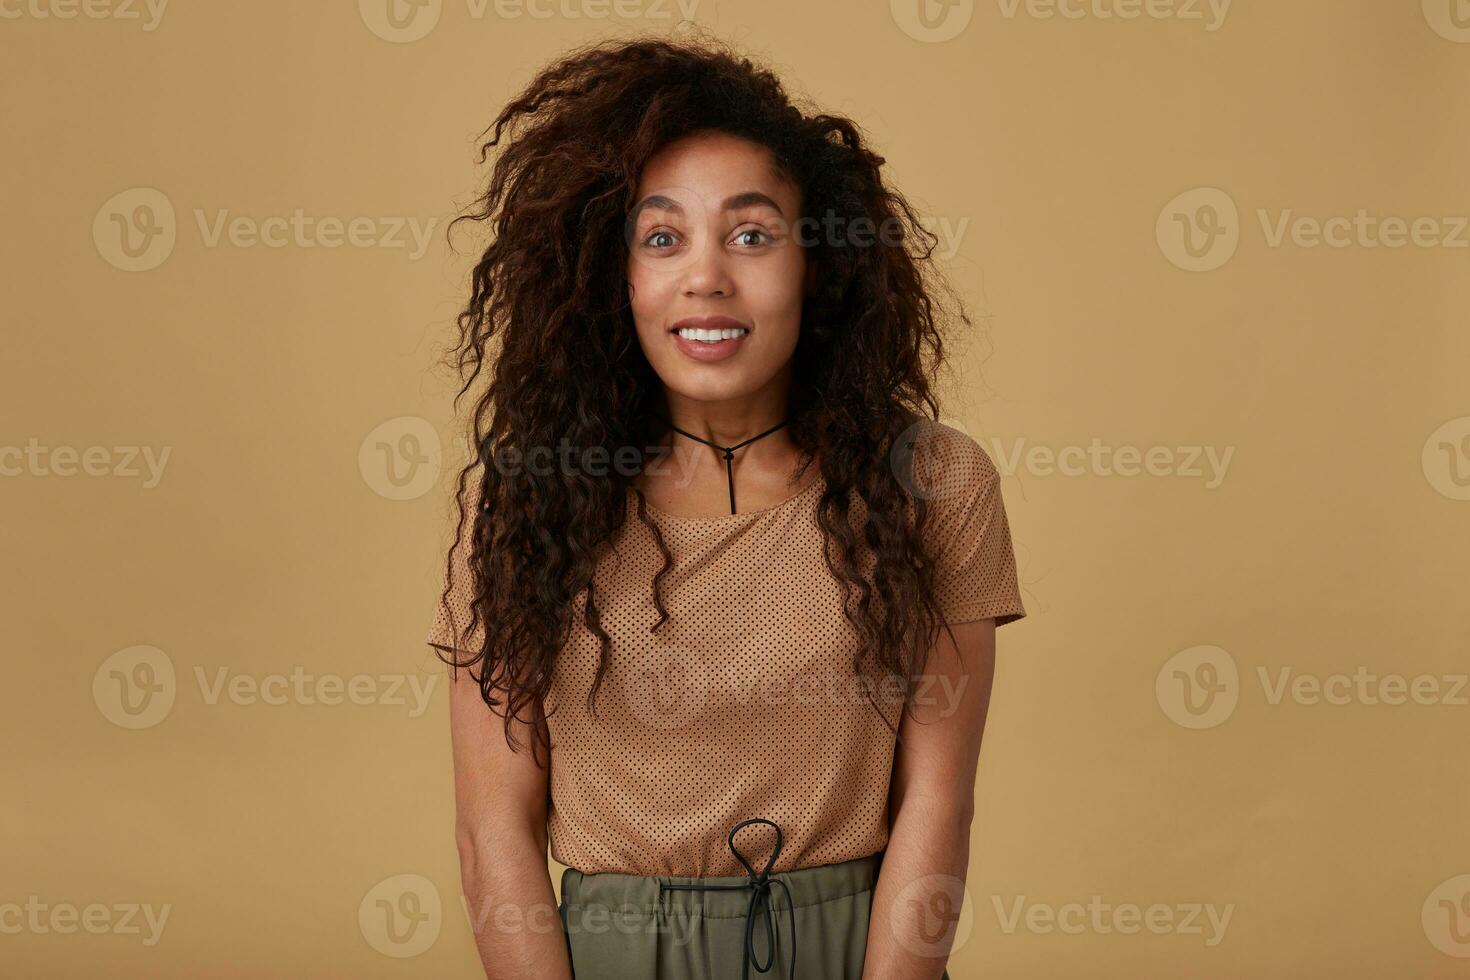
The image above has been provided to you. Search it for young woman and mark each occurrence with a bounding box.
[428,33,1025,980]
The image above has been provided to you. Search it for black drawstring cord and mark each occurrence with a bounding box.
[654,415,791,515]
[659,818,798,980]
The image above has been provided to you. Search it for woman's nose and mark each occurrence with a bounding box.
[680,234,733,296]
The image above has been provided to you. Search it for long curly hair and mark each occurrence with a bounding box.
[433,31,980,766]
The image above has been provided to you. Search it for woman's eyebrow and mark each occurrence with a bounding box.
[721,191,784,215]
[629,190,785,220]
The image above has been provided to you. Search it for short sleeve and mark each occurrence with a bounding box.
[426,471,487,655]
[914,421,1026,628]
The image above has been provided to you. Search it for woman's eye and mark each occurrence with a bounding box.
[732,228,769,247]
[643,230,678,249]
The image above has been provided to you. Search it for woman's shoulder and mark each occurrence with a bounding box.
[903,415,1000,501]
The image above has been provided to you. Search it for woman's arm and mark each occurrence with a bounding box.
[448,660,572,980]
[861,617,998,979]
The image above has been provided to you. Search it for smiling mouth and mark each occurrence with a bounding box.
[671,326,751,343]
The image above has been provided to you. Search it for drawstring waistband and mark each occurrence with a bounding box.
[658,817,798,980]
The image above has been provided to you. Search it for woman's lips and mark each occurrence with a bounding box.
[671,329,748,362]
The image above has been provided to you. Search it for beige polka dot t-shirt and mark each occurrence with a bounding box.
[427,418,1025,877]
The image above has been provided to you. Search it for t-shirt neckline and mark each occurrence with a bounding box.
[629,469,825,524]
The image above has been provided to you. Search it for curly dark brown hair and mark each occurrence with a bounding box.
[432,31,982,766]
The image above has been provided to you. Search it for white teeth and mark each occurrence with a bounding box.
[676,326,748,342]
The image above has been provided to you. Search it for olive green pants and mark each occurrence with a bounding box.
[557,847,952,979]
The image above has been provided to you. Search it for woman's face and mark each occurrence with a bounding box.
[626,130,810,406]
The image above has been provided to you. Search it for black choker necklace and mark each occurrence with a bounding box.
[655,414,792,515]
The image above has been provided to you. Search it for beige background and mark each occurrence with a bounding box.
[5,0,1469,976]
